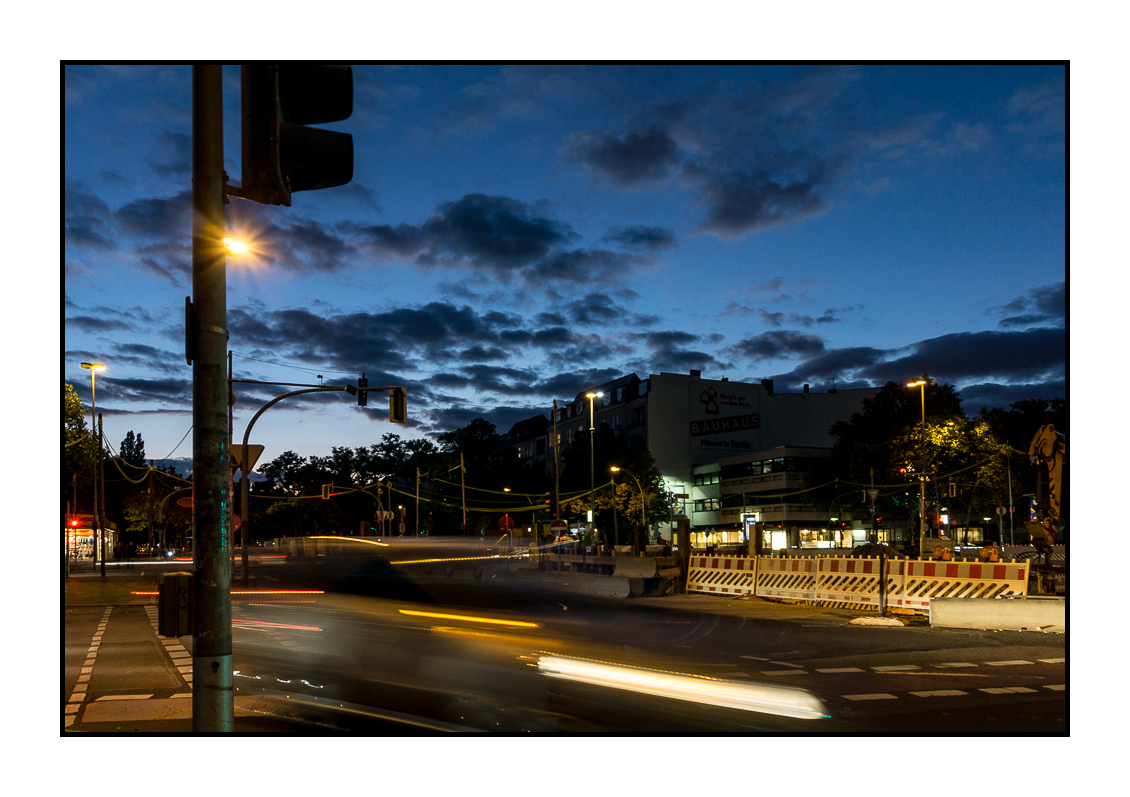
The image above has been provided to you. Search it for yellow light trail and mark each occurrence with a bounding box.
[398,609,540,628]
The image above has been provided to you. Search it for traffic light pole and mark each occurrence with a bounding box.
[191,65,233,733]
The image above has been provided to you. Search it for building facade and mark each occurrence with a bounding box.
[506,370,878,536]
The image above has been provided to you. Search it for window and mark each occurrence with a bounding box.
[693,472,719,487]
[694,499,720,512]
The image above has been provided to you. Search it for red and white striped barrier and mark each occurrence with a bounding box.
[686,555,756,596]
[753,557,817,601]
[738,556,1031,611]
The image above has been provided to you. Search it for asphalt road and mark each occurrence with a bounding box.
[63,560,1066,734]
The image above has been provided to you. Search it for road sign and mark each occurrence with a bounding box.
[233,514,241,532]
[231,444,265,472]
[867,489,880,502]
[499,514,514,531]
[996,506,1006,516]
[549,519,568,534]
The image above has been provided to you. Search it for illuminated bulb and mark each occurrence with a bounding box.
[224,237,249,255]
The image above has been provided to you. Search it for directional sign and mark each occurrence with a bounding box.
[231,444,265,472]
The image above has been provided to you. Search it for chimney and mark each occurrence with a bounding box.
[690,369,701,378]
[803,384,809,393]
[761,379,774,396]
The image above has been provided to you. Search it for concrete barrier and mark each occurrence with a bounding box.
[930,596,1065,632]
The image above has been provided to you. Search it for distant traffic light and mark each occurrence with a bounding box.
[357,375,368,407]
[389,387,407,423]
[241,64,353,207]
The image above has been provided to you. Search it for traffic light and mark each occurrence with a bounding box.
[357,375,368,407]
[241,64,353,207]
[389,387,407,424]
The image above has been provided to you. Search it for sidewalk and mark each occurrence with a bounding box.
[63,570,339,733]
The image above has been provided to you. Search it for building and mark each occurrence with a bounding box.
[506,370,878,536]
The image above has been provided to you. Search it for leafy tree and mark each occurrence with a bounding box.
[119,431,146,467]
[64,383,96,509]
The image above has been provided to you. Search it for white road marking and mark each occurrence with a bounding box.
[96,694,155,701]
[816,667,864,673]
[1045,684,1066,691]
[843,693,898,701]
[910,690,968,697]
[761,670,807,676]
[980,686,1038,694]
[873,665,921,671]
[984,660,1033,666]
[935,662,977,668]
[1039,658,1065,664]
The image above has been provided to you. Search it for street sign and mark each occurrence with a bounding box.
[233,514,241,532]
[549,519,568,535]
[231,444,265,472]
[867,489,880,502]
[499,514,514,531]
[673,493,689,499]
[996,506,1006,516]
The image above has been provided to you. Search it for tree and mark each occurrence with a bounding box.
[119,431,146,467]
[64,383,96,508]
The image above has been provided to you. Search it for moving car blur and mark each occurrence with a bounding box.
[224,536,828,732]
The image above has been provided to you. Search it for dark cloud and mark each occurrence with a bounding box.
[996,281,1065,328]
[957,379,1067,412]
[603,225,678,252]
[64,186,116,249]
[690,167,829,236]
[150,132,192,177]
[729,330,826,361]
[115,190,192,239]
[66,315,136,333]
[419,193,576,274]
[563,127,680,186]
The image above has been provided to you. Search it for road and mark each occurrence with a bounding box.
[64,552,1066,733]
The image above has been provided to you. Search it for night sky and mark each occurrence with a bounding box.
[63,64,1066,473]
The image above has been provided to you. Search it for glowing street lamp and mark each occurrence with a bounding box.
[223,237,249,256]
[907,377,928,557]
[586,391,603,536]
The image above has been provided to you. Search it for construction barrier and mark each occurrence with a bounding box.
[752,557,817,601]
[729,555,1031,612]
[686,555,756,596]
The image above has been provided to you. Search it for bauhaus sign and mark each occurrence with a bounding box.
[690,413,760,437]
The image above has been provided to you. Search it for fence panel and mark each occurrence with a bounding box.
[686,556,756,596]
[753,557,817,601]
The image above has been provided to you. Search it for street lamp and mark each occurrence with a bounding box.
[907,377,928,558]
[81,362,106,576]
[586,391,603,539]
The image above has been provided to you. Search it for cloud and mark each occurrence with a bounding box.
[729,330,826,361]
[602,225,678,252]
[994,281,1065,328]
[64,186,116,249]
[563,127,681,186]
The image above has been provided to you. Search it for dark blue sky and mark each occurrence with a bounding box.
[63,63,1066,469]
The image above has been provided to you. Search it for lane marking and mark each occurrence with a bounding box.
[816,668,864,673]
[1045,684,1066,691]
[96,694,155,701]
[873,665,921,672]
[1039,658,1065,664]
[843,693,898,701]
[935,662,978,668]
[911,690,968,697]
[761,670,807,676]
[984,660,1033,666]
[980,686,1038,694]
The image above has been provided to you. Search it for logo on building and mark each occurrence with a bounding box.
[700,387,719,415]
[690,413,760,437]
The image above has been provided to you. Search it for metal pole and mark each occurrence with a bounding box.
[552,400,560,521]
[191,64,233,732]
[460,453,467,533]
[918,383,927,559]
[99,414,106,577]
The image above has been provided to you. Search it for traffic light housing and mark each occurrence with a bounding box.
[389,387,407,424]
[241,64,354,207]
[357,375,368,407]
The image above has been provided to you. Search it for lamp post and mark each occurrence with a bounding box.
[610,466,646,531]
[81,362,105,576]
[586,392,602,538]
[907,377,928,558]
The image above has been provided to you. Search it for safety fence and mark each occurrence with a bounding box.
[687,555,1030,611]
